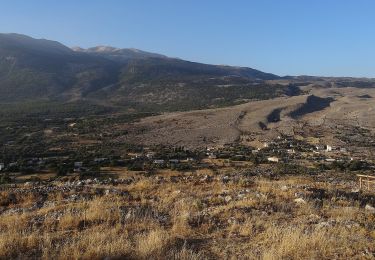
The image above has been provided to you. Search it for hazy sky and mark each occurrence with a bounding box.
[1,0,375,77]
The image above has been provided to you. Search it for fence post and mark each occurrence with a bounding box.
[368,176,370,191]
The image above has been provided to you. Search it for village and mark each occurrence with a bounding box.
[0,133,373,184]
[1,134,374,259]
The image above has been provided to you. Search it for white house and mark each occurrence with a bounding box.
[169,159,179,164]
[146,152,155,159]
[326,145,333,152]
[74,162,83,168]
[267,157,280,163]
[153,159,165,165]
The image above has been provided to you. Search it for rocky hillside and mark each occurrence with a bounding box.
[0,33,292,111]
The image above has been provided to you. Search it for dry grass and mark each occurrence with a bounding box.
[0,169,374,259]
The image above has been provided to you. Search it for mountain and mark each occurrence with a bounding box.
[0,33,290,111]
[72,46,168,61]
[0,33,120,101]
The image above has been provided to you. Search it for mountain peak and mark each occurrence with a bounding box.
[72,45,168,61]
[0,33,73,55]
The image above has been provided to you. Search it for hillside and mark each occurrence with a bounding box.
[0,33,286,111]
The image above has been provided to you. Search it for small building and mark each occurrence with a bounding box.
[326,145,333,152]
[208,153,217,159]
[169,159,179,164]
[0,163,4,171]
[74,162,83,168]
[8,162,18,167]
[267,157,280,163]
[340,147,347,153]
[94,158,108,163]
[74,166,88,173]
[153,159,165,165]
[146,152,155,159]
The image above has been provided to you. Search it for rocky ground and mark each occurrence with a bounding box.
[120,87,375,151]
[0,166,374,259]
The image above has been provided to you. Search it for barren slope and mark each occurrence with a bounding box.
[118,87,375,149]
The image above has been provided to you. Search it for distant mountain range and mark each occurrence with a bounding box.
[0,33,290,110]
[2,33,372,112]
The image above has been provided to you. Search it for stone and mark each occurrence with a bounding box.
[222,176,230,183]
[365,204,375,214]
[316,221,331,229]
[294,198,306,204]
[281,185,288,191]
[225,195,232,203]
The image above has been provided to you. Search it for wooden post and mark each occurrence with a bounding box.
[368,176,370,191]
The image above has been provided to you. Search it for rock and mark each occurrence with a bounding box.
[294,192,304,198]
[316,221,331,229]
[294,198,306,204]
[312,199,323,209]
[237,193,246,199]
[316,219,336,229]
[7,193,17,204]
[222,176,230,183]
[307,214,321,223]
[255,192,267,199]
[365,204,375,213]
[227,217,236,224]
[200,175,212,182]
[225,195,232,203]
[281,185,288,191]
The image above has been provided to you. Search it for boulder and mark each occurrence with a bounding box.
[294,198,306,204]
[365,204,375,214]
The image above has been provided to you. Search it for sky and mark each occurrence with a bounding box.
[1,0,375,77]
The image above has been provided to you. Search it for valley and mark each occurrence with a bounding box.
[0,33,374,259]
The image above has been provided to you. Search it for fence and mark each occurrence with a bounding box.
[357,174,375,191]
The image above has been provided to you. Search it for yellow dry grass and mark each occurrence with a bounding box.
[0,170,373,259]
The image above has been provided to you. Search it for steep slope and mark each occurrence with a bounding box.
[0,33,119,101]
